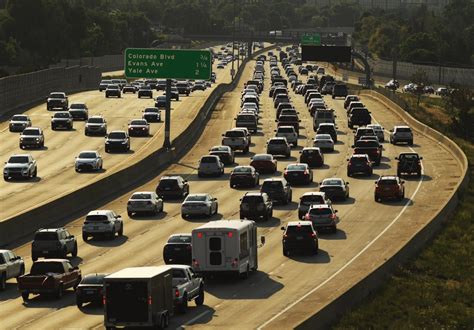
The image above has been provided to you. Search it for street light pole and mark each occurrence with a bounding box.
[231,0,236,80]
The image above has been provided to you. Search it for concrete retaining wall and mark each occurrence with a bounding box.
[0,66,101,119]
[296,90,469,329]
[0,45,273,248]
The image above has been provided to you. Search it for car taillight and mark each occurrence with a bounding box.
[348,162,352,166]
[305,214,310,220]
[304,170,308,175]
[175,289,180,297]
[193,259,200,268]
[310,233,316,238]
[102,295,106,305]
[330,214,336,219]
[283,234,288,239]
[367,162,371,166]
[148,295,153,305]
[284,170,288,175]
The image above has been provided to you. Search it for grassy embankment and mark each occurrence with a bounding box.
[336,93,474,328]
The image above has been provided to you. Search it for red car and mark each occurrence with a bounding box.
[374,176,405,202]
[250,154,277,174]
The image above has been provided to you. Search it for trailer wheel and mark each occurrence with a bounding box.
[179,294,188,313]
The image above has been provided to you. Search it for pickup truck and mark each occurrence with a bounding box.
[171,265,204,313]
[222,129,250,153]
[18,259,81,301]
[352,140,382,165]
[0,250,25,290]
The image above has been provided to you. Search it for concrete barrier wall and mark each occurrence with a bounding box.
[0,66,101,119]
[0,45,273,248]
[296,90,469,329]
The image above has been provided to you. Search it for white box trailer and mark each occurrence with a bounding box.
[192,220,260,278]
[104,266,173,329]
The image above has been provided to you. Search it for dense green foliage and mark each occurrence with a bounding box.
[354,0,474,65]
[336,92,474,328]
[1,0,472,73]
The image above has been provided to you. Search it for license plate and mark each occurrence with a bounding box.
[296,236,303,240]
[42,250,48,254]
[85,290,95,295]
[384,188,391,191]
[292,173,298,176]
[174,248,182,251]
[165,187,171,190]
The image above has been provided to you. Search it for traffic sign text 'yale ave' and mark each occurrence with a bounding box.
[124,48,212,80]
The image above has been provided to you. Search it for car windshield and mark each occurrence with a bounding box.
[286,225,312,234]
[397,127,412,132]
[237,115,255,121]
[357,129,374,136]
[355,141,379,148]
[8,156,29,163]
[211,146,227,152]
[141,86,151,90]
[131,120,147,125]
[279,115,297,122]
[168,235,191,243]
[50,93,64,98]
[12,115,28,121]
[159,179,179,189]
[253,154,272,161]
[54,113,70,118]
[0,255,5,264]
[31,262,65,275]
[186,195,207,202]
[22,129,40,135]
[309,208,332,215]
[225,131,244,137]
[70,104,85,109]
[81,274,106,285]
[107,85,119,90]
[108,132,126,139]
[172,269,187,278]
[145,108,158,113]
[86,215,108,221]
[34,232,58,241]
[400,154,419,160]
[287,165,306,171]
[131,193,152,199]
[201,156,217,163]
[351,157,368,163]
[88,117,104,124]
[242,196,263,203]
[315,135,332,140]
[262,181,283,190]
[278,127,294,133]
[269,139,286,145]
[303,149,319,155]
[323,179,342,186]
[78,152,97,159]
[233,167,252,173]
[301,195,324,205]
[379,179,398,185]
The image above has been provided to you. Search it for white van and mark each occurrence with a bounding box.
[191,220,262,278]
[313,109,336,131]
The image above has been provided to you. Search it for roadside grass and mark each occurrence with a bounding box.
[335,95,474,328]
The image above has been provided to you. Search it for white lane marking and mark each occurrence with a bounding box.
[256,99,425,329]
[178,310,213,329]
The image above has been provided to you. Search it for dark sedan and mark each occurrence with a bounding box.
[319,178,350,201]
[283,163,313,185]
[299,147,324,168]
[250,154,277,174]
[229,166,259,188]
[76,273,107,308]
[163,234,192,265]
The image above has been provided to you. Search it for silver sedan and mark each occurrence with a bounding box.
[127,191,163,216]
[181,193,218,218]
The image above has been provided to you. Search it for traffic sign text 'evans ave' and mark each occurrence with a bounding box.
[124,48,212,80]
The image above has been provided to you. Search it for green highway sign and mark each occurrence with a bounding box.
[301,34,321,45]
[124,48,212,80]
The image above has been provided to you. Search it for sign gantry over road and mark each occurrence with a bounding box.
[124,48,212,80]
[301,34,321,46]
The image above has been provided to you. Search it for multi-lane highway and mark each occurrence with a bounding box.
[0,48,464,329]
[0,47,234,222]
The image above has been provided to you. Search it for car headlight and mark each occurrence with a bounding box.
[121,140,127,144]
[35,138,40,141]
[4,169,8,174]
[22,168,28,173]
[105,141,110,144]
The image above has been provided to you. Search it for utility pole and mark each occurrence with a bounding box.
[231,0,236,80]
[163,79,172,150]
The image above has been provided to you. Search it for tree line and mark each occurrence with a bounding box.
[0,0,472,75]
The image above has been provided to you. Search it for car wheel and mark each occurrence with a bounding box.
[374,195,379,202]
[214,204,218,215]
[0,274,5,291]
[283,248,289,257]
[409,140,413,146]
[181,213,187,219]
[118,225,123,236]
[76,299,83,308]
[127,211,133,217]
[347,171,351,177]
[32,255,38,261]
[82,234,88,241]
[84,131,89,136]
[56,284,63,299]
[21,292,29,302]
[195,287,205,306]
[179,294,188,313]
[109,229,116,240]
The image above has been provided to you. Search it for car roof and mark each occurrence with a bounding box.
[187,193,209,197]
[87,210,113,215]
[269,137,287,141]
[161,176,183,180]
[301,192,325,197]
[132,191,154,195]
[394,125,410,129]
[37,228,64,232]
[32,258,69,263]
[169,233,191,238]
[309,204,331,209]
[322,177,343,182]
[379,175,398,180]
[351,154,369,158]
[287,221,313,227]
[79,150,98,154]
[109,130,127,133]
[263,178,284,182]
[244,192,265,196]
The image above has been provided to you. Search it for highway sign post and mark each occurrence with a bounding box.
[301,34,321,46]
[124,48,212,149]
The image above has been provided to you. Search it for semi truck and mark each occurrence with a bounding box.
[191,220,264,279]
[104,266,173,329]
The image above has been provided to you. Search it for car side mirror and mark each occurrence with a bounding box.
[72,266,79,271]
[260,236,266,245]
[395,157,398,160]
[401,180,405,184]
[69,235,75,239]
[221,134,224,136]
[374,181,378,184]
[351,145,355,148]
[390,129,393,132]
[420,157,423,160]
[280,226,285,231]
[346,182,349,185]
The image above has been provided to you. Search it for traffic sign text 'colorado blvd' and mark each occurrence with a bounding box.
[124,48,212,80]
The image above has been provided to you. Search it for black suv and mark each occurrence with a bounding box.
[347,154,373,176]
[31,228,78,261]
[163,234,192,265]
[396,152,423,177]
[332,84,348,99]
[156,176,189,199]
[299,147,324,167]
[281,221,319,256]
[348,108,371,128]
[239,192,273,221]
[261,178,292,204]
[105,131,130,152]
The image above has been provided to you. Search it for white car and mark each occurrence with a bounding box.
[127,191,163,216]
[390,125,414,145]
[82,210,123,240]
[181,193,218,218]
[313,134,334,152]
[275,126,298,146]
[75,151,103,172]
[198,155,224,177]
[367,124,385,142]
